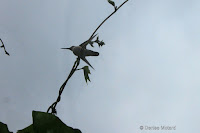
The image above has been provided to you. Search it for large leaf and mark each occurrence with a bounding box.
[17,111,81,133]
[17,125,34,133]
[0,122,12,133]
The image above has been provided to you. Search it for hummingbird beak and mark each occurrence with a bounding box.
[61,48,71,50]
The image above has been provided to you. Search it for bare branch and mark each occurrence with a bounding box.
[89,0,129,40]
[0,38,10,56]
[47,57,80,114]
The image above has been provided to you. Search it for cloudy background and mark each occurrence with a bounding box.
[0,0,200,133]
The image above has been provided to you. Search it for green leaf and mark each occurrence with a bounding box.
[98,41,105,47]
[107,0,115,7]
[17,125,34,133]
[17,111,82,133]
[82,66,91,83]
[0,122,12,133]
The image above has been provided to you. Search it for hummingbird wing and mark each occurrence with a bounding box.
[79,34,97,49]
[80,57,94,70]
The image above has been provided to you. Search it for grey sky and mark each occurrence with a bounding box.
[0,0,200,133]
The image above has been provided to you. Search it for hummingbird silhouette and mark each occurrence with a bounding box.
[61,34,99,69]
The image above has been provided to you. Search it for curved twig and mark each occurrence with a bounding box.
[47,57,80,113]
[0,38,10,56]
[89,0,129,39]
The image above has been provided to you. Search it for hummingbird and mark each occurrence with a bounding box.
[61,34,99,69]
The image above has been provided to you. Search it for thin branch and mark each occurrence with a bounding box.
[0,38,10,56]
[47,57,80,114]
[89,0,129,39]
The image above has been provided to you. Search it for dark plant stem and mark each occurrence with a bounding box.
[89,0,129,39]
[0,38,10,56]
[47,57,80,113]
[47,0,129,114]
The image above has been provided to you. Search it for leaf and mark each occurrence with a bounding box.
[82,66,91,83]
[94,36,105,47]
[94,37,99,44]
[95,36,99,42]
[17,111,82,133]
[89,41,94,47]
[17,125,34,133]
[107,0,115,7]
[98,41,105,47]
[0,122,13,133]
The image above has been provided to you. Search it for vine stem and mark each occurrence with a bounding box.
[47,58,80,113]
[89,0,129,39]
[0,38,10,56]
[47,0,129,114]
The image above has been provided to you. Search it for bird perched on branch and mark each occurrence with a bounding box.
[62,34,99,69]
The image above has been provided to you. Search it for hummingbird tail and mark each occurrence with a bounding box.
[81,57,94,70]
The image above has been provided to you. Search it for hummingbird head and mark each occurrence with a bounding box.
[61,46,74,51]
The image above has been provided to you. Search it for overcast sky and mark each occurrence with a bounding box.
[0,0,200,133]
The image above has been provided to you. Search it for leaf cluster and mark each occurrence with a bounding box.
[94,36,105,47]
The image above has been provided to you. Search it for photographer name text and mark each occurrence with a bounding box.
[140,125,176,131]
